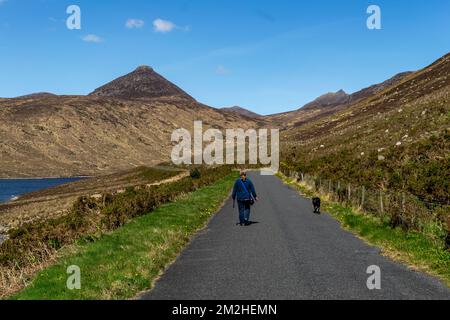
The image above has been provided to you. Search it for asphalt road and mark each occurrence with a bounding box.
[140,172,450,300]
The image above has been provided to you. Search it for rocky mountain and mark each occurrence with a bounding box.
[89,66,195,101]
[221,106,262,118]
[264,72,413,128]
[0,68,257,178]
[283,55,448,142]
[301,90,349,111]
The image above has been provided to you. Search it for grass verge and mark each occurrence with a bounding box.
[276,173,450,287]
[11,173,236,300]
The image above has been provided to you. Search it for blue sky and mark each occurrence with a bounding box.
[0,0,449,115]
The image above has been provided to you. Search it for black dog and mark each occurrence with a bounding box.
[312,197,321,214]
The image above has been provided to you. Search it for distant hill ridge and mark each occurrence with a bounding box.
[16,92,57,99]
[301,72,413,111]
[221,106,262,118]
[301,89,349,111]
[264,71,414,127]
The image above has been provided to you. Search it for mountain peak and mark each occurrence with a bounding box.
[135,65,154,72]
[89,66,194,101]
[301,90,349,110]
[221,106,261,118]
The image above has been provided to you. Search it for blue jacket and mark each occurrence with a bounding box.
[232,178,257,201]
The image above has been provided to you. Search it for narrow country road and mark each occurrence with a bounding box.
[140,172,450,300]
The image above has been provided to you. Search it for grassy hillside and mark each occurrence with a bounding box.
[281,53,449,202]
[0,166,233,298]
[280,53,449,240]
[10,172,235,300]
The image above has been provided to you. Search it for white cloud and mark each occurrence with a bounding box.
[82,34,103,43]
[153,18,177,33]
[126,19,145,29]
[215,65,230,75]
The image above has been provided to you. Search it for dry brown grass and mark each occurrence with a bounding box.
[0,244,57,298]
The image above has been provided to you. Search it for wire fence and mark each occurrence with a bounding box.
[280,167,450,235]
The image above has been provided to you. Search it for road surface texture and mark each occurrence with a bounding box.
[140,172,450,300]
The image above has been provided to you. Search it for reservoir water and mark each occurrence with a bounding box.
[0,178,83,203]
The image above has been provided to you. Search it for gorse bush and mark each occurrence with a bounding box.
[0,166,233,269]
[190,168,201,179]
[132,166,180,182]
[282,131,449,203]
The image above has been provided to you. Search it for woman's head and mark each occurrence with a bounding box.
[240,170,247,180]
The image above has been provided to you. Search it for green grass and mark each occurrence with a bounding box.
[277,173,450,287]
[11,173,236,300]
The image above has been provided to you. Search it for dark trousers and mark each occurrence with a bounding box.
[237,200,251,224]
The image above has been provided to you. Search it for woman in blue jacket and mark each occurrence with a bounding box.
[232,171,258,226]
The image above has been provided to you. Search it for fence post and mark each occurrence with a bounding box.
[361,186,365,209]
[379,190,384,214]
[348,184,351,201]
[402,192,406,214]
[337,181,341,202]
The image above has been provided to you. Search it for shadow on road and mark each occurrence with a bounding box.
[235,221,260,226]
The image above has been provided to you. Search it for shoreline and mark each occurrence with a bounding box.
[0,177,91,204]
[0,176,92,180]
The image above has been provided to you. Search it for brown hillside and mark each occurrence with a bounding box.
[0,67,258,178]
